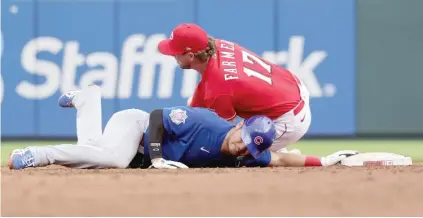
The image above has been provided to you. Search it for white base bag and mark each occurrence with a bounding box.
[341,152,412,166]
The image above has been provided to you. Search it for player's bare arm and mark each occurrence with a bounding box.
[268,150,359,167]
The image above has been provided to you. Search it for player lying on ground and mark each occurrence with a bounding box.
[8,85,358,170]
[158,23,311,154]
[9,85,149,169]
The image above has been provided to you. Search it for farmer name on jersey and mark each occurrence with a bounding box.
[217,40,239,81]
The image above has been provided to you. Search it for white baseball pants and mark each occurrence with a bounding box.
[27,85,149,169]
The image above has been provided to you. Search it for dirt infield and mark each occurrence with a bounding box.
[2,164,423,217]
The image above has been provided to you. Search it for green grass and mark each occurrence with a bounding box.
[291,140,423,161]
[1,140,422,166]
[1,141,74,166]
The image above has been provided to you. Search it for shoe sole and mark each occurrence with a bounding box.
[8,152,15,169]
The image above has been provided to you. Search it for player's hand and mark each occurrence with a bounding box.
[149,158,189,169]
[320,150,359,166]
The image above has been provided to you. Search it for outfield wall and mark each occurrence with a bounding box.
[356,0,423,136]
[1,0,422,138]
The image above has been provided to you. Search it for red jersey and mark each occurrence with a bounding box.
[190,39,302,120]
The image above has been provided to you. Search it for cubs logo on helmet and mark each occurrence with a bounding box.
[241,115,276,159]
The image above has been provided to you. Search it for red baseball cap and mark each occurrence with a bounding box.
[158,23,208,56]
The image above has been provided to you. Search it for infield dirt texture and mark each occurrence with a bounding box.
[2,164,423,216]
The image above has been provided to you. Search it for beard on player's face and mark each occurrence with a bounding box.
[178,62,192,69]
[175,53,194,69]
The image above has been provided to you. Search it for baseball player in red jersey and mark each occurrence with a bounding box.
[158,23,311,153]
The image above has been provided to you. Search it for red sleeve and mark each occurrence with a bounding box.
[190,91,204,107]
[207,95,237,121]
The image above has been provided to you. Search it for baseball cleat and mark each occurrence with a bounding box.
[58,91,79,108]
[8,148,35,170]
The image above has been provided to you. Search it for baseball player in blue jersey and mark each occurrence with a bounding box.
[143,105,358,169]
[8,85,358,170]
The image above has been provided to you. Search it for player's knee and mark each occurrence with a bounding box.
[113,109,149,124]
[138,109,150,125]
[128,109,149,119]
[130,109,150,130]
[114,108,147,116]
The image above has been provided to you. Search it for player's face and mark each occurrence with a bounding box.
[227,121,249,156]
[174,52,194,69]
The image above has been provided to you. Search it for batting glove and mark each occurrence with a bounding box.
[320,150,359,166]
[149,158,189,169]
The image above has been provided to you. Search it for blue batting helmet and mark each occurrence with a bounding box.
[241,115,276,159]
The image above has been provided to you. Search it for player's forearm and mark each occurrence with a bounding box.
[148,109,165,160]
[269,152,306,167]
[269,152,322,167]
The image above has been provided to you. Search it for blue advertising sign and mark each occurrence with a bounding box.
[2,1,37,136]
[1,0,356,137]
[273,0,356,135]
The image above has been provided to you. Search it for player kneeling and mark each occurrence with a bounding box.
[8,85,358,170]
